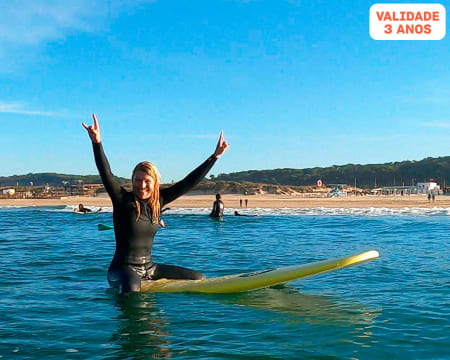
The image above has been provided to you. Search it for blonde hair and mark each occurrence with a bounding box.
[132,161,161,224]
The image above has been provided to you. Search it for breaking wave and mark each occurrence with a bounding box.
[1,205,449,216]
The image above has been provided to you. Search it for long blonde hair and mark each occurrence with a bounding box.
[132,161,161,224]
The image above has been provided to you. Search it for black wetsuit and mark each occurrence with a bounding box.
[92,143,217,292]
[209,200,224,218]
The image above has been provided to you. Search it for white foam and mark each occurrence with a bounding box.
[164,207,450,217]
[39,205,111,213]
[0,205,30,209]
[1,205,448,216]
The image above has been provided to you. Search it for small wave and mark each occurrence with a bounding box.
[44,205,112,213]
[1,205,448,217]
[0,205,33,209]
[165,207,450,217]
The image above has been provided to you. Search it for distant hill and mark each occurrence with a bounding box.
[212,156,450,188]
[0,173,129,187]
[189,180,318,195]
[1,156,448,190]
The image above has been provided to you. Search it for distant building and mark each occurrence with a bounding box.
[416,181,440,194]
[372,186,418,196]
[371,180,441,196]
[15,190,33,198]
[2,188,15,196]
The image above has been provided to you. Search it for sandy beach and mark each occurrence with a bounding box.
[1,194,449,208]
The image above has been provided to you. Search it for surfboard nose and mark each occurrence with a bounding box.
[364,250,380,259]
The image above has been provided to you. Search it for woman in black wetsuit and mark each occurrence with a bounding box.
[83,114,228,293]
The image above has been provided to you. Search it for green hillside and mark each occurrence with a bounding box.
[0,173,129,187]
[212,156,450,188]
[1,156,448,189]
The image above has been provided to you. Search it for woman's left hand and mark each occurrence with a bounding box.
[213,131,229,158]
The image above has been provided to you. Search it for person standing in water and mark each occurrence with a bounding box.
[82,114,228,293]
[209,193,224,218]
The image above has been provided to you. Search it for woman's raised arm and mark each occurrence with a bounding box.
[161,131,229,206]
[82,114,122,203]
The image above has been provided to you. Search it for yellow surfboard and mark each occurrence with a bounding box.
[141,250,379,293]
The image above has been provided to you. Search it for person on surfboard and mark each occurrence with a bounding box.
[83,114,228,293]
[234,211,257,217]
[75,203,102,213]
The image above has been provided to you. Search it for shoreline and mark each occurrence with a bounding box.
[0,194,449,209]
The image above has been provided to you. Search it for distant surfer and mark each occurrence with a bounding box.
[83,114,228,293]
[75,203,102,213]
[209,193,224,218]
[234,211,257,217]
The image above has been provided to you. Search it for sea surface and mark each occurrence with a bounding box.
[0,205,449,359]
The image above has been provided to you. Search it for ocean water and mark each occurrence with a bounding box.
[0,206,449,359]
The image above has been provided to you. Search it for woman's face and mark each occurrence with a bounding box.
[132,170,155,200]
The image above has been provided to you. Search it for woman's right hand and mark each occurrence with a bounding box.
[82,114,101,144]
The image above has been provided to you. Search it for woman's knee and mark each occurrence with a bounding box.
[153,263,205,280]
[122,279,141,293]
[109,267,141,293]
[122,270,141,292]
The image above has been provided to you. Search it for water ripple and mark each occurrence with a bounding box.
[0,208,448,359]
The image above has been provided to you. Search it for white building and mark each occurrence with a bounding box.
[416,181,440,194]
[2,188,15,196]
[372,186,418,196]
[372,180,442,196]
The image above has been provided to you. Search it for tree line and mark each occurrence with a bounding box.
[0,173,129,187]
[211,156,450,189]
[1,156,448,189]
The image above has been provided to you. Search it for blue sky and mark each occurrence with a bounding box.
[1,0,449,182]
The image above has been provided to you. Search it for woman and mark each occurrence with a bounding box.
[83,114,228,293]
